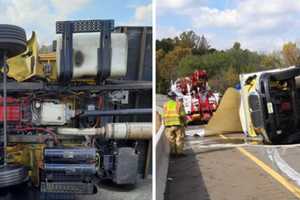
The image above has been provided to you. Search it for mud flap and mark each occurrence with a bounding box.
[114,147,138,185]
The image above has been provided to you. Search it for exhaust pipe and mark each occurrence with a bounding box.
[57,122,152,140]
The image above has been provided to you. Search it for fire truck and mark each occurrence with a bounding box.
[170,69,219,124]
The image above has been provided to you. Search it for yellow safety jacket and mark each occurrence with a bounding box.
[163,100,185,126]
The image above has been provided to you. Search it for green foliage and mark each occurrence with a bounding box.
[156,46,192,93]
[261,52,284,69]
[156,32,287,94]
[159,47,192,80]
[178,51,230,77]
[177,44,267,92]
[156,38,175,53]
[174,31,213,55]
[209,66,239,93]
[282,42,300,66]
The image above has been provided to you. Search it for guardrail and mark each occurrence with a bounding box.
[155,106,170,200]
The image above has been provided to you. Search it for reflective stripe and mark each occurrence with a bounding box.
[164,117,181,126]
[163,100,182,126]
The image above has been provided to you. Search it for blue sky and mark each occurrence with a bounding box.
[157,0,300,52]
[1,0,299,52]
[0,0,152,45]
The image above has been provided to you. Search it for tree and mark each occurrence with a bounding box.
[160,47,192,81]
[175,31,197,49]
[178,52,231,77]
[156,49,168,93]
[156,30,287,94]
[261,52,284,69]
[156,46,192,94]
[233,42,241,50]
[156,49,166,64]
[175,31,211,55]
[224,66,239,87]
[209,66,239,93]
[282,42,300,66]
[156,38,175,53]
[195,35,211,55]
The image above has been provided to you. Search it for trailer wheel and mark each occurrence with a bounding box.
[0,24,26,58]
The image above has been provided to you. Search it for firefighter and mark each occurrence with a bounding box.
[163,92,186,155]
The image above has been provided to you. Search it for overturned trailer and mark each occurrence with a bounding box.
[0,19,152,198]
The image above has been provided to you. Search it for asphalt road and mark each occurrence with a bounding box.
[0,178,152,200]
[165,126,300,200]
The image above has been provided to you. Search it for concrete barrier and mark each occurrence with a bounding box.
[155,106,170,200]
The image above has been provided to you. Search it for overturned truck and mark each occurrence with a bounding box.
[240,66,300,144]
[0,20,152,197]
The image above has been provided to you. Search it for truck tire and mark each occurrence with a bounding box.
[0,24,26,58]
[0,165,28,188]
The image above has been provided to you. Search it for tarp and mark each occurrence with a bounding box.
[205,87,243,135]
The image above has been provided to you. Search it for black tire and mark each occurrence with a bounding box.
[0,24,26,58]
[0,165,28,188]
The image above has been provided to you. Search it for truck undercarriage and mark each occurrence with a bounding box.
[0,19,152,199]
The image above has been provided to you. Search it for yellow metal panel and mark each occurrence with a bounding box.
[39,52,58,81]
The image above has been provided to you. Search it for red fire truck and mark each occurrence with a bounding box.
[170,69,219,124]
